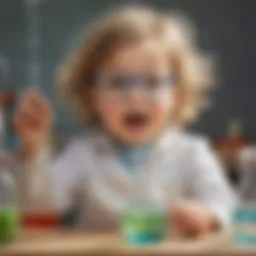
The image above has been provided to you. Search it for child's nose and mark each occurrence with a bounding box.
[125,86,145,102]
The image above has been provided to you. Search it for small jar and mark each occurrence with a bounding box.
[233,148,256,246]
[121,195,168,245]
[233,202,256,246]
[0,168,19,244]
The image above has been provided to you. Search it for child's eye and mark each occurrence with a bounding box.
[144,77,162,90]
[93,72,127,89]
[146,75,173,89]
[106,76,129,91]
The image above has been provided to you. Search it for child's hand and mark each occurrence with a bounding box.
[14,91,52,161]
[170,202,220,237]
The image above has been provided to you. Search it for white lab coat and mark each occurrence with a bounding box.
[21,129,236,228]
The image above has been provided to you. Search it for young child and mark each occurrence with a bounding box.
[15,6,236,236]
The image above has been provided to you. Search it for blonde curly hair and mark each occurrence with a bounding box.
[55,6,214,126]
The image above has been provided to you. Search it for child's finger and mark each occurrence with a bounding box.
[29,94,51,116]
[13,113,28,134]
[18,97,49,121]
[17,99,52,128]
[16,109,46,128]
[13,108,49,135]
[14,112,41,131]
[170,202,211,237]
[18,90,51,116]
[15,95,50,122]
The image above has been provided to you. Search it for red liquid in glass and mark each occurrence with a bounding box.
[21,212,60,229]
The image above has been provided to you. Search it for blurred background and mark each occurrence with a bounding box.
[0,0,256,186]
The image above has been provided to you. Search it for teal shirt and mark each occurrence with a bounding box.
[113,142,153,172]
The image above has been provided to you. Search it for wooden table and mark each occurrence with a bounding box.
[0,229,254,256]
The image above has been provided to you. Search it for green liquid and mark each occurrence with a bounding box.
[0,206,19,244]
[121,210,167,244]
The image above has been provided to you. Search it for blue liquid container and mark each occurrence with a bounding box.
[233,202,256,246]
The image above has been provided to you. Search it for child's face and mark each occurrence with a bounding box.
[93,40,176,144]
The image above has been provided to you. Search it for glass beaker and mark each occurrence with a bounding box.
[0,168,19,244]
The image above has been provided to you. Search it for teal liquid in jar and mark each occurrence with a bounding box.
[121,197,168,245]
[233,203,256,246]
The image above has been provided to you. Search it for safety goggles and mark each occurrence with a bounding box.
[92,71,174,100]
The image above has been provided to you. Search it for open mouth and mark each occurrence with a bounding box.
[123,112,150,131]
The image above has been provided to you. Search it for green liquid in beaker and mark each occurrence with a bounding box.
[121,209,167,245]
[0,206,18,244]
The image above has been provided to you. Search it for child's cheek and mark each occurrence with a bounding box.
[153,92,174,120]
[97,97,119,114]
[97,100,123,126]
